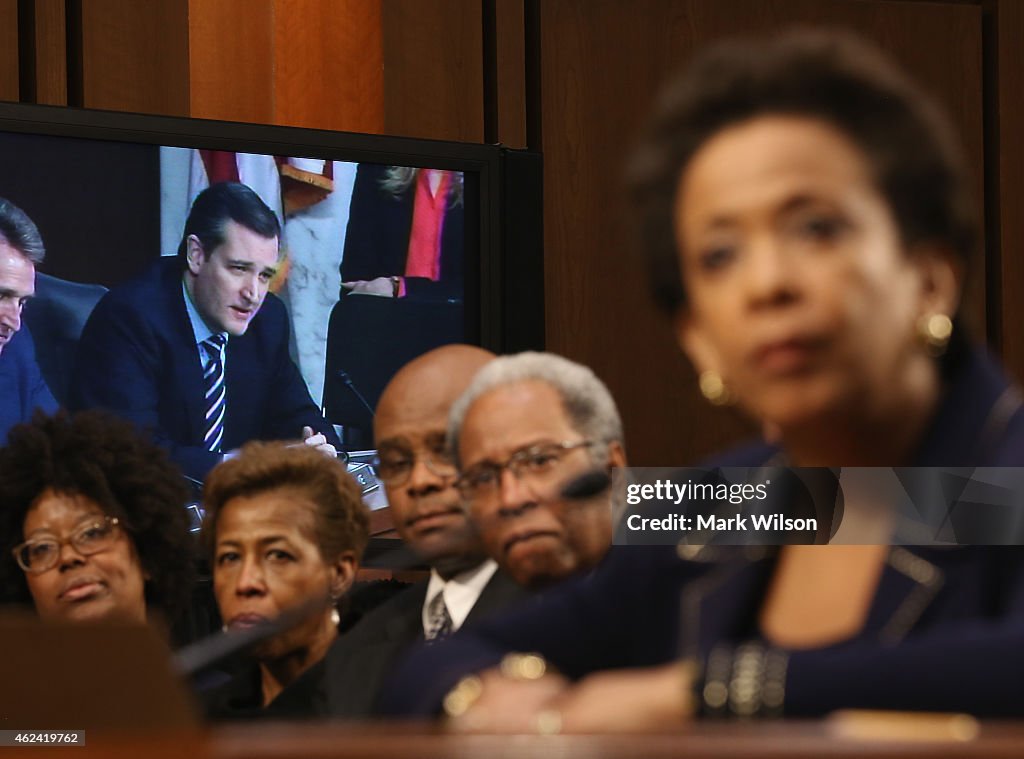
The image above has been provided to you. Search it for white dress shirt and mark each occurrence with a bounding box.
[421,558,499,634]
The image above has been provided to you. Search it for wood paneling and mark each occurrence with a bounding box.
[187,0,273,123]
[995,0,1024,381]
[78,0,385,131]
[537,0,985,465]
[494,0,527,147]
[0,0,18,102]
[381,0,484,142]
[33,0,66,105]
[272,0,384,133]
[79,0,189,115]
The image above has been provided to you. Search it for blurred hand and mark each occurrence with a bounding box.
[302,426,338,458]
[552,661,695,733]
[450,661,694,734]
[447,668,569,733]
[341,277,395,297]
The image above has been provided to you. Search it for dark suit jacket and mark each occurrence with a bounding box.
[340,164,464,302]
[70,257,339,481]
[200,658,328,721]
[317,568,528,717]
[0,325,57,444]
[380,347,1024,718]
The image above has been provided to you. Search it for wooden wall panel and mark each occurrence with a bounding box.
[272,0,384,133]
[537,0,985,466]
[494,0,527,147]
[187,0,273,123]
[79,0,189,115]
[0,0,18,102]
[75,0,386,132]
[996,0,1024,381]
[381,0,484,142]
[33,0,66,105]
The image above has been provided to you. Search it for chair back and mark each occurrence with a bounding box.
[23,272,108,406]
[322,292,463,447]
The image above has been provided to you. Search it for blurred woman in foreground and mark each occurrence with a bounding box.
[379,29,1024,729]
[202,442,369,717]
[0,411,194,628]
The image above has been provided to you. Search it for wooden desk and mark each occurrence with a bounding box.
[15,721,1024,759]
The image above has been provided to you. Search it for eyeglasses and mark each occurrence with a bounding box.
[454,440,596,503]
[373,445,457,487]
[12,516,123,574]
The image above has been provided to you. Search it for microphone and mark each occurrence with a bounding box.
[561,469,612,499]
[336,369,376,419]
[174,538,427,677]
[174,593,331,676]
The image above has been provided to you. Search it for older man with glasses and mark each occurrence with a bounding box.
[448,351,625,590]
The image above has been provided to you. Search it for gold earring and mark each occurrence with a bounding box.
[919,313,953,355]
[699,370,732,406]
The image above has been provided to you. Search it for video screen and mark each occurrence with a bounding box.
[0,128,478,511]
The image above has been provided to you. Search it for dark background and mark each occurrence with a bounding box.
[0,131,157,286]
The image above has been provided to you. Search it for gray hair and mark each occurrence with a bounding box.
[0,198,45,264]
[448,351,624,467]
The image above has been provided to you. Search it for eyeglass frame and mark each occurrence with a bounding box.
[372,443,458,487]
[453,439,598,502]
[12,515,124,574]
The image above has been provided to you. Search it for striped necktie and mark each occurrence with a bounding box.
[202,334,227,452]
[424,589,453,642]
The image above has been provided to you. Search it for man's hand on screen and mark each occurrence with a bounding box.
[302,426,338,458]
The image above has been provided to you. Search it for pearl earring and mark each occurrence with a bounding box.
[919,313,953,355]
[699,370,732,406]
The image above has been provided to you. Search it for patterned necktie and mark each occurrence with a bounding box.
[424,589,453,642]
[202,334,227,452]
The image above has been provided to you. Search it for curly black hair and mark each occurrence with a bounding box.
[0,410,196,623]
[626,28,975,316]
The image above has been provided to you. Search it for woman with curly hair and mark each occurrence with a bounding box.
[0,410,195,627]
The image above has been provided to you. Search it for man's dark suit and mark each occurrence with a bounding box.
[70,257,339,481]
[317,569,528,717]
[0,325,57,444]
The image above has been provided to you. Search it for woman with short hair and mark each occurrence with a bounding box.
[201,441,370,717]
[380,29,1024,730]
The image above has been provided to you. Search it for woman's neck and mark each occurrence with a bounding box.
[259,619,337,708]
[780,356,943,466]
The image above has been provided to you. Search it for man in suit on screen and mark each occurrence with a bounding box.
[0,197,57,444]
[71,182,339,482]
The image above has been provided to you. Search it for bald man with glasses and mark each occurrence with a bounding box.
[316,344,529,717]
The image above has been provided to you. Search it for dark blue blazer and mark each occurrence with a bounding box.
[380,347,1024,718]
[0,325,57,445]
[70,258,339,481]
